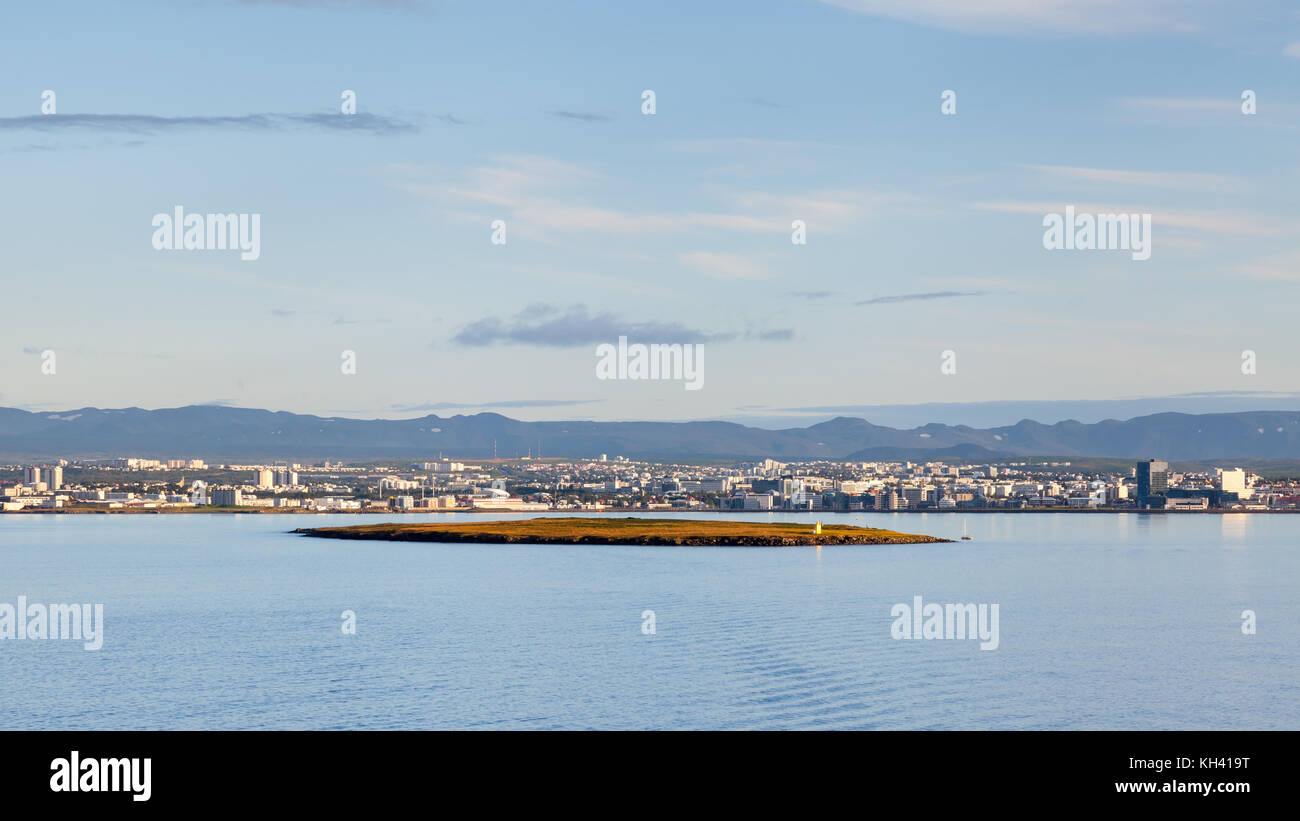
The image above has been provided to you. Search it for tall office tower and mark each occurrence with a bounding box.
[45,465,62,490]
[23,466,43,485]
[1135,459,1168,507]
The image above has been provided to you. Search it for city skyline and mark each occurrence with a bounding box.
[3,451,1286,515]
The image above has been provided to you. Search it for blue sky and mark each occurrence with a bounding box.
[3,0,1300,426]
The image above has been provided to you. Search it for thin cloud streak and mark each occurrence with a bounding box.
[679,251,769,280]
[237,0,418,8]
[855,291,986,306]
[1022,164,1240,191]
[0,112,419,136]
[819,0,1205,35]
[387,154,898,238]
[548,110,613,123]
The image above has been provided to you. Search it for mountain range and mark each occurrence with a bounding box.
[2,405,1299,463]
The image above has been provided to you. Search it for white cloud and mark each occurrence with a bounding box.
[1233,251,1300,281]
[818,0,1207,35]
[1115,96,1300,124]
[1284,42,1300,59]
[678,252,770,280]
[1119,97,1236,113]
[1022,164,1240,191]
[389,155,895,238]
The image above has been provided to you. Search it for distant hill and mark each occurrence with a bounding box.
[1,405,1299,462]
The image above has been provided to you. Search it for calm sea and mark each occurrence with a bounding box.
[1,511,1296,729]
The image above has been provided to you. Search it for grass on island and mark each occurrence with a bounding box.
[293,517,950,546]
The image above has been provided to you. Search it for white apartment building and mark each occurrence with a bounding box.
[1219,468,1251,499]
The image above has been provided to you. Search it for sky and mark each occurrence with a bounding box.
[3,0,1300,427]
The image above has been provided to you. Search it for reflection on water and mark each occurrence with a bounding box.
[1220,513,1249,546]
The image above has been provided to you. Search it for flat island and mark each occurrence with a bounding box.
[292,517,950,546]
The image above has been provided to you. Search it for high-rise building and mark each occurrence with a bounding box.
[253,469,274,489]
[19,464,60,489]
[1219,468,1244,493]
[1218,467,1250,500]
[1136,459,1168,507]
[212,488,242,506]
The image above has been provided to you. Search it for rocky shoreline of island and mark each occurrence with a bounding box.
[292,517,951,546]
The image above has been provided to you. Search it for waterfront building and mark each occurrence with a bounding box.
[1219,468,1249,499]
[1136,459,1168,507]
